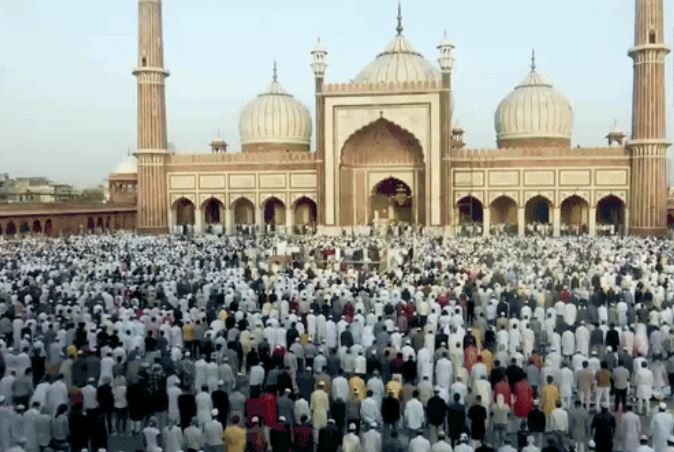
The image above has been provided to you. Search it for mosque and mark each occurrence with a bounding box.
[108,0,671,237]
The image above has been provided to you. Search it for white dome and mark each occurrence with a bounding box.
[353,34,441,84]
[239,67,312,147]
[114,156,137,174]
[495,64,573,145]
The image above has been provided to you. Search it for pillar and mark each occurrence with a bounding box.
[195,208,203,234]
[553,207,561,237]
[623,208,630,236]
[628,0,671,236]
[224,206,232,234]
[589,207,597,236]
[134,0,170,233]
[168,207,175,234]
[257,207,264,232]
[286,206,294,235]
[483,208,491,237]
[517,208,525,236]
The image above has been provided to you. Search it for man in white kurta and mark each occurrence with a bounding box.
[650,403,674,451]
[635,362,654,415]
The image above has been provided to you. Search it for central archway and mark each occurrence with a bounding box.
[456,196,484,235]
[340,117,425,225]
[370,178,412,224]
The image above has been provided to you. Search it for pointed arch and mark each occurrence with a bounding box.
[596,195,625,235]
[5,221,16,237]
[262,196,286,225]
[293,196,317,227]
[340,117,425,167]
[32,220,42,234]
[456,195,484,225]
[232,197,256,225]
[560,195,589,235]
[229,195,256,210]
[201,197,224,225]
[172,197,196,226]
[525,195,552,226]
[45,219,53,236]
[490,195,518,231]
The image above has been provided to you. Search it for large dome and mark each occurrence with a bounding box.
[353,6,440,84]
[353,34,441,84]
[239,65,312,152]
[495,59,573,148]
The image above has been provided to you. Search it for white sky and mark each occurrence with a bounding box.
[0,0,672,187]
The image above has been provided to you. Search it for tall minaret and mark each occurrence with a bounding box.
[629,0,670,236]
[133,0,169,233]
[311,38,327,226]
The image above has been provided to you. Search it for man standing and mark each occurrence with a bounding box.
[649,402,674,451]
[311,381,330,439]
[569,400,590,452]
[361,421,382,452]
[591,405,616,452]
[404,390,425,436]
[222,415,246,452]
[203,409,224,452]
[635,361,654,415]
[432,431,453,452]
[612,360,629,411]
[317,419,340,452]
[409,429,431,452]
[428,388,448,443]
[594,362,611,410]
[447,392,467,447]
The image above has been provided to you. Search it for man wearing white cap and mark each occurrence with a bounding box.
[204,408,224,452]
[361,421,381,452]
[636,434,655,452]
[650,401,674,451]
[431,431,453,452]
[342,423,361,452]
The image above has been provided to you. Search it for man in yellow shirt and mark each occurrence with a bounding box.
[385,374,403,399]
[348,374,366,401]
[540,375,560,416]
[222,415,246,452]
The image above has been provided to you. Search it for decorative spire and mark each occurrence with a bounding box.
[273,61,278,82]
[396,0,403,35]
[530,48,536,71]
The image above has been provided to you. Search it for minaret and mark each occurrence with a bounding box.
[628,0,671,236]
[311,38,327,226]
[437,30,454,228]
[133,0,170,233]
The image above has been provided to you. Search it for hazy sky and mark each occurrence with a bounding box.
[0,0,672,187]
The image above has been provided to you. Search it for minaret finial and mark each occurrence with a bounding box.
[530,48,536,71]
[273,61,278,82]
[396,0,403,35]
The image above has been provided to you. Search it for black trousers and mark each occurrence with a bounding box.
[614,388,627,410]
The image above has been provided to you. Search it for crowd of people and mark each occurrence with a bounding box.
[0,230,673,451]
